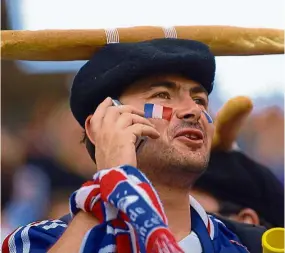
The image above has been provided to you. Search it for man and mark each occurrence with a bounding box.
[2,39,265,252]
[191,149,284,229]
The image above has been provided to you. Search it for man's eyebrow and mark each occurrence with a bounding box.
[148,81,177,90]
[190,86,209,96]
[147,80,208,97]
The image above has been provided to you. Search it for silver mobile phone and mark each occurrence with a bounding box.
[112,99,147,152]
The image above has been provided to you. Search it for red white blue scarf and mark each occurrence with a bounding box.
[70,165,248,253]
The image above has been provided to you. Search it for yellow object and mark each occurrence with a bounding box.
[262,228,285,253]
[211,96,253,151]
[1,26,284,61]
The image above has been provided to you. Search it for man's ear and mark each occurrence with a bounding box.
[85,115,96,145]
[235,208,260,226]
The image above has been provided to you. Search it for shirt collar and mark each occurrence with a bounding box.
[190,195,215,240]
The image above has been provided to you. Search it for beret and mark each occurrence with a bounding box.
[70,38,216,128]
[194,150,284,227]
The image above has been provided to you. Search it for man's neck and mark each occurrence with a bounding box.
[153,183,191,241]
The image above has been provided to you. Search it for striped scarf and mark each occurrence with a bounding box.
[70,165,184,253]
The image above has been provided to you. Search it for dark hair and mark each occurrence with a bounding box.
[218,199,273,229]
[81,131,96,163]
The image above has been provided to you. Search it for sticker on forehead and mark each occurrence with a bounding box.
[144,104,173,121]
[202,110,213,123]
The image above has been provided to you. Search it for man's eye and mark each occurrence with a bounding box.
[193,98,207,106]
[153,92,171,99]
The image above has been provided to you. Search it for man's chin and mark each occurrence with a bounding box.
[138,138,209,173]
[137,141,209,188]
[172,146,209,173]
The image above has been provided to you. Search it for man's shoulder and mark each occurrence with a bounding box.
[2,219,68,253]
[212,215,266,253]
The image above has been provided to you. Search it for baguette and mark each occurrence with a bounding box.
[1,26,284,61]
[211,96,253,151]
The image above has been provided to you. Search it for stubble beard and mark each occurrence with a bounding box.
[137,137,210,189]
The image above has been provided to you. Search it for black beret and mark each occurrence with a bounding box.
[70,38,216,128]
[194,150,284,227]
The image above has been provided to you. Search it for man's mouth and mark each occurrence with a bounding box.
[174,128,204,148]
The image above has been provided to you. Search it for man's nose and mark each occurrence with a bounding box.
[175,99,202,122]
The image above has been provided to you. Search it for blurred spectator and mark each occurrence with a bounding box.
[1,98,95,240]
[2,128,51,243]
[239,106,284,183]
[17,98,91,218]
[43,100,96,178]
[1,128,25,210]
[191,150,284,229]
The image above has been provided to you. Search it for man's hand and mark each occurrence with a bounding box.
[85,97,160,170]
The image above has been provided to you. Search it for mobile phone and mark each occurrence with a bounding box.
[111,99,147,152]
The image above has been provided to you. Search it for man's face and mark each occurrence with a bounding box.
[120,74,215,181]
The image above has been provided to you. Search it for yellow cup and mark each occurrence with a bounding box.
[262,228,284,253]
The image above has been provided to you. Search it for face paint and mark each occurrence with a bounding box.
[144,103,173,121]
[202,110,213,123]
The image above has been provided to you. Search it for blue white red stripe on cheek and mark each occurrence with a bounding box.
[202,110,213,123]
[144,103,213,124]
[144,104,173,121]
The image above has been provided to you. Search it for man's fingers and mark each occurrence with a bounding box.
[116,113,155,128]
[128,124,160,139]
[103,105,145,125]
[115,105,144,116]
[91,97,113,129]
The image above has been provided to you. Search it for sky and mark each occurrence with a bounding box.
[6,0,285,103]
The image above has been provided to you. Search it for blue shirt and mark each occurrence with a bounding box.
[2,196,249,253]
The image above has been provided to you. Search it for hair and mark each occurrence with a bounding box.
[217,199,273,229]
[81,131,96,163]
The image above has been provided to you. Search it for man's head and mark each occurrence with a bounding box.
[119,74,214,183]
[191,150,284,228]
[70,38,216,184]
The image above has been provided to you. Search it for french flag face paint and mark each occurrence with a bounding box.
[202,110,213,123]
[144,104,173,121]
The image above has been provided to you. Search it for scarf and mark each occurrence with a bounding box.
[70,165,183,253]
[70,165,249,253]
